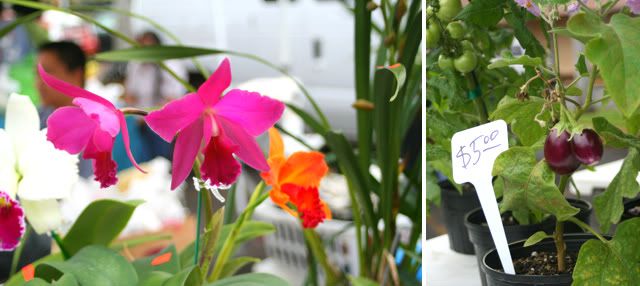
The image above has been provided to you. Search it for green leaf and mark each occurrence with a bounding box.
[575,54,589,76]
[348,275,380,286]
[133,245,180,278]
[504,1,546,57]
[35,246,137,285]
[569,13,640,117]
[163,266,202,286]
[219,257,260,278]
[493,147,579,223]
[487,55,542,69]
[573,218,640,285]
[490,96,549,146]
[285,103,328,135]
[62,199,143,256]
[199,207,225,279]
[5,253,64,285]
[550,27,593,44]
[592,117,640,149]
[0,11,42,38]
[207,273,289,286]
[95,46,225,61]
[593,149,640,232]
[25,274,78,286]
[566,85,582,96]
[425,144,448,161]
[137,266,202,286]
[382,64,407,102]
[524,231,549,247]
[455,0,505,27]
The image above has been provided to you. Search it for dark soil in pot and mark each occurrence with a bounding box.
[440,181,480,254]
[465,208,556,286]
[482,234,598,286]
[564,198,592,233]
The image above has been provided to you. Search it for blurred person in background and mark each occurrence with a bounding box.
[36,41,92,178]
[123,30,187,160]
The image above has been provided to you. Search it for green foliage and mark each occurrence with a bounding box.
[593,149,640,233]
[455,0,505,27]
[524,231,549,247]
[34,246,138,285]
[134,245,181,277]
[569,13,640,117]
[504,1,546,58]
[207,273,290,286]
[592,117,640,149]
[487,55,542,69]
[493,147,579,223]
[490,96,550,146]
[575,54,589,76]
[573,218,640,285]
[348,276,380,286]
[62,199,142,256]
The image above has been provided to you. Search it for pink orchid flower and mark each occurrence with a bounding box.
[0,190,25,251]
[38,64,144,188]
[145,58,285,190]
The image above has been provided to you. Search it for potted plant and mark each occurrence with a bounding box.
[431,0,640,285]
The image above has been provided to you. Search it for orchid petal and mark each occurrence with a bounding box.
[0,130,18,198]
[217,116,269,171]
[0,191,25,251]
[268,128,285,159]
[171,119,204,190]
[37,64,116,110]
[197,58,231,106]
[46,107,96,154]
[200,135,241,187]
[145,93,205,142]
[215,89,285,136]
[279,151,328,188]
[17,130,78,200]
[83,137,118,188]
[73,97,120,137]
[6,94,41,159]
[21,199,63,234]
[118,113,145,173]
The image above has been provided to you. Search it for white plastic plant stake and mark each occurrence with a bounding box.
[451,119,515,275]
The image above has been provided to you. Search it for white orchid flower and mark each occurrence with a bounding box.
[0,93,79,234]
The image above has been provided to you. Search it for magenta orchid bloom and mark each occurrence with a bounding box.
[0,190,25,251]
[38,64,144,188]
[145,58,285,190]
[628,0,640,14]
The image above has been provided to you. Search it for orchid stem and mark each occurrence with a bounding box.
[51,231,70,259]
[10,227,30,275]
[194,187,204,265]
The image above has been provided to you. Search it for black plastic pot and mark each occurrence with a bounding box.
[482,234,598,286]
[564,198,592,233]
[440,183,480,254]
[621,197,640,222]
[465,208,556,286]
[0,227,51,282]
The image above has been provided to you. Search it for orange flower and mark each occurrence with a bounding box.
[260,128,331,227]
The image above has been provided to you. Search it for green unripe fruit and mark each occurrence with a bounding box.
[446,21,465,39]
[454,51,477,73]
[437,0,462,22]
[438,55,454,70]
[426,22,441,48]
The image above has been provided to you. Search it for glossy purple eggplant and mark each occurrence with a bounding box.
[544,129,581,175]
[571,129,603,165]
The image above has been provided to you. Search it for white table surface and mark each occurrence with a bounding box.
[425,234,482,286]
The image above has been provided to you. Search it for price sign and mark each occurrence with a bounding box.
[451,120,515,275]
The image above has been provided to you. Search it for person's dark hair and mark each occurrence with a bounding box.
[140,31,162,45]
[38,41,86,72]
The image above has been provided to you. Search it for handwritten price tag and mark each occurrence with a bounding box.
[451,120,515,275]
